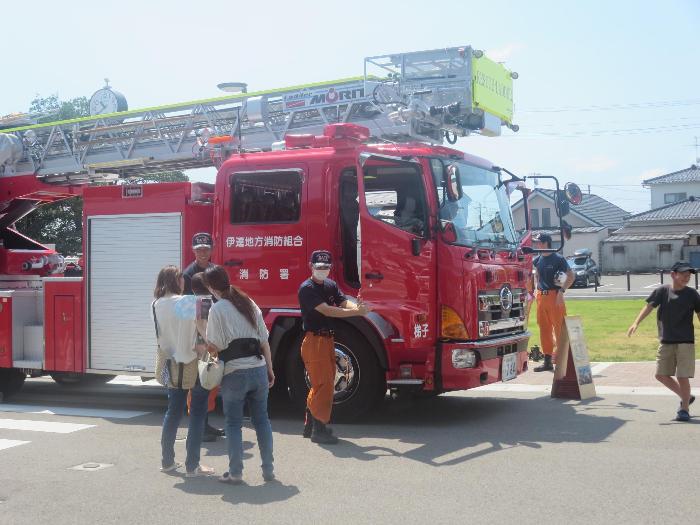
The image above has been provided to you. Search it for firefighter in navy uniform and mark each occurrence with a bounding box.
[182,232,223,441]
[298,250,369,444]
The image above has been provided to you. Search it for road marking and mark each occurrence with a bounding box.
[0,404,149,420]
[0,439,30,451]
[0,418,95,434]
[644,283,662,289]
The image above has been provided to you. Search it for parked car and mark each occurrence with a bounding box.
[566,249,600,287]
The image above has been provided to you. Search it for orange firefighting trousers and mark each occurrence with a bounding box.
[535,291,567,357]
[301,333,335,424]
[188,386,218,414]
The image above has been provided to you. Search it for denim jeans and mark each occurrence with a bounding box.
[161,376,209,472]
[221,365,274,477]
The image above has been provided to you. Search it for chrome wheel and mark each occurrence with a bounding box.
[304,343,360,405]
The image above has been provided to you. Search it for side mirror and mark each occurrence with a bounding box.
[445,164,463,202]
[439,220,458,243]
[565,182,583,205]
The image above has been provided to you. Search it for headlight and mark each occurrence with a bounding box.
[452,349,477,368]
[576,270,585,275]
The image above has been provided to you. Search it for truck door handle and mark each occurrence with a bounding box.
[365,272,384,280]
[225,259,244,267]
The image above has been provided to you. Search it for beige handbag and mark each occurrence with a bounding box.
[198,354,224,390]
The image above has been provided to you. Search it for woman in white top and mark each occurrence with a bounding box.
[203,265,275,484]
[153,265,214,477]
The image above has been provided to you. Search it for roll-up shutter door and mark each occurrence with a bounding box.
[88,213,181,372]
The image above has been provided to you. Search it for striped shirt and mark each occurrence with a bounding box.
[206,298,269,373]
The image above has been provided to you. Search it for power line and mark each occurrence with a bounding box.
[520,98,700,113]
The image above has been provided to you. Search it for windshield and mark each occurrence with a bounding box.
[432,159,518,247]
[567,256,588,267]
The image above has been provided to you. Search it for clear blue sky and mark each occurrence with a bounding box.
[3,0,699,213]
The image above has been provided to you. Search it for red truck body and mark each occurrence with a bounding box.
[0,124,532,419]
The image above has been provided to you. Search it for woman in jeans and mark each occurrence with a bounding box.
[203,265,275,484]
[153,265,214,477]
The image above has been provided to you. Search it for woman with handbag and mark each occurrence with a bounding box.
[202,265,275,484]
[153,265,214,477]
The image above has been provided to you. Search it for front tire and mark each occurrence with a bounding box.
[285,324,386,421]
[0,368,26,399]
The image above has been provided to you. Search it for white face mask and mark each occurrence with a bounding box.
[312,269,330,280]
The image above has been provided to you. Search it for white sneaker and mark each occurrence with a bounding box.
[160,462,181,473]
[219,471,243,484]
[185,465,215,478]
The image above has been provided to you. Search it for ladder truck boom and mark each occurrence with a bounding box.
[0,46,517,185]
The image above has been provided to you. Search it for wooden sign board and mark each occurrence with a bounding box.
[552,316,596,400]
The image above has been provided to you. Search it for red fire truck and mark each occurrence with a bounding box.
[0,46,574,418]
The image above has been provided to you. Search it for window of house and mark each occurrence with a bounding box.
[542,208,551,227]
[613,246,625,254]
[230,170,301,224]
[664,192,687,204]
[658,244,672,252]
[530,209,540,228]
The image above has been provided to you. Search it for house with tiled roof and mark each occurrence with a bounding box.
[602,196,700,272]
[643,164,700,208]
[511,188,629,264]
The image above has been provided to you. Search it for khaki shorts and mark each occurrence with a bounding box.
[656,343,696,378]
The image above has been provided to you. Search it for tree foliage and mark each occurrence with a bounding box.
[15,95,188,255]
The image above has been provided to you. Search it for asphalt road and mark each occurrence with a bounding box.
[1,376,697,525]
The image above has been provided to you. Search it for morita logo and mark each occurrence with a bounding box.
[122,186,143,198]
[309,87,365,106]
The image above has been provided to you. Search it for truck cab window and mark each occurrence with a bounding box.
[363,165,427,236]
[230,170,301,224]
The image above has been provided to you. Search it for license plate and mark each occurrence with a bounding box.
[501,353,517,382]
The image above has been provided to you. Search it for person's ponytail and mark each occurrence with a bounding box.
[203,265,256,328]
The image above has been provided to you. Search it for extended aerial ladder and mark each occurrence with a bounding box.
[0,46,517,185]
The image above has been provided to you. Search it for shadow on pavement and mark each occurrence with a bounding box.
[270,394,627,467]
[173,476,300,505]
[15,378,628,469]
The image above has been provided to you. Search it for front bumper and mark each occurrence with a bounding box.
[436,333,530,390]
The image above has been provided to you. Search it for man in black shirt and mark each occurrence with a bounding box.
[628,261,700,422]
[182,232,222,440]
[183,233,215,295]
[298,250,368,444]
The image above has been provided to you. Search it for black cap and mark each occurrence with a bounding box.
[192,232,213,249]
[533,233,552,245]
[310,250,332,267]
[671,261,696,274]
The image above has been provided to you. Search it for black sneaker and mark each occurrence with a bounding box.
[679,395,695,410]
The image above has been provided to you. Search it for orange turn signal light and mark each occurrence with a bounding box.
[441,305,469,339]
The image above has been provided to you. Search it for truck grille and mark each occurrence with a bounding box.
[477,288,526,337]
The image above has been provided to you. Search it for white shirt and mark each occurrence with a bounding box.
[152,295,198,364]
[206,298,269,372]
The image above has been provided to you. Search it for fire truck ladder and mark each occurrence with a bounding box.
[0,46,517,184]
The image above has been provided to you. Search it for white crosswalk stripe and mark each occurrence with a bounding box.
[0,401,150,455]
[0,418,95,434]
[0,438,30,451]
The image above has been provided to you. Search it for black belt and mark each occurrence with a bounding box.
[218,338,263,363]
[308,329,334,337]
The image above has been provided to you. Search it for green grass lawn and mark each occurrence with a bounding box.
[527,299,700,362]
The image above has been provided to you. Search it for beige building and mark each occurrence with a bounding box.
[602,197,700,272]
